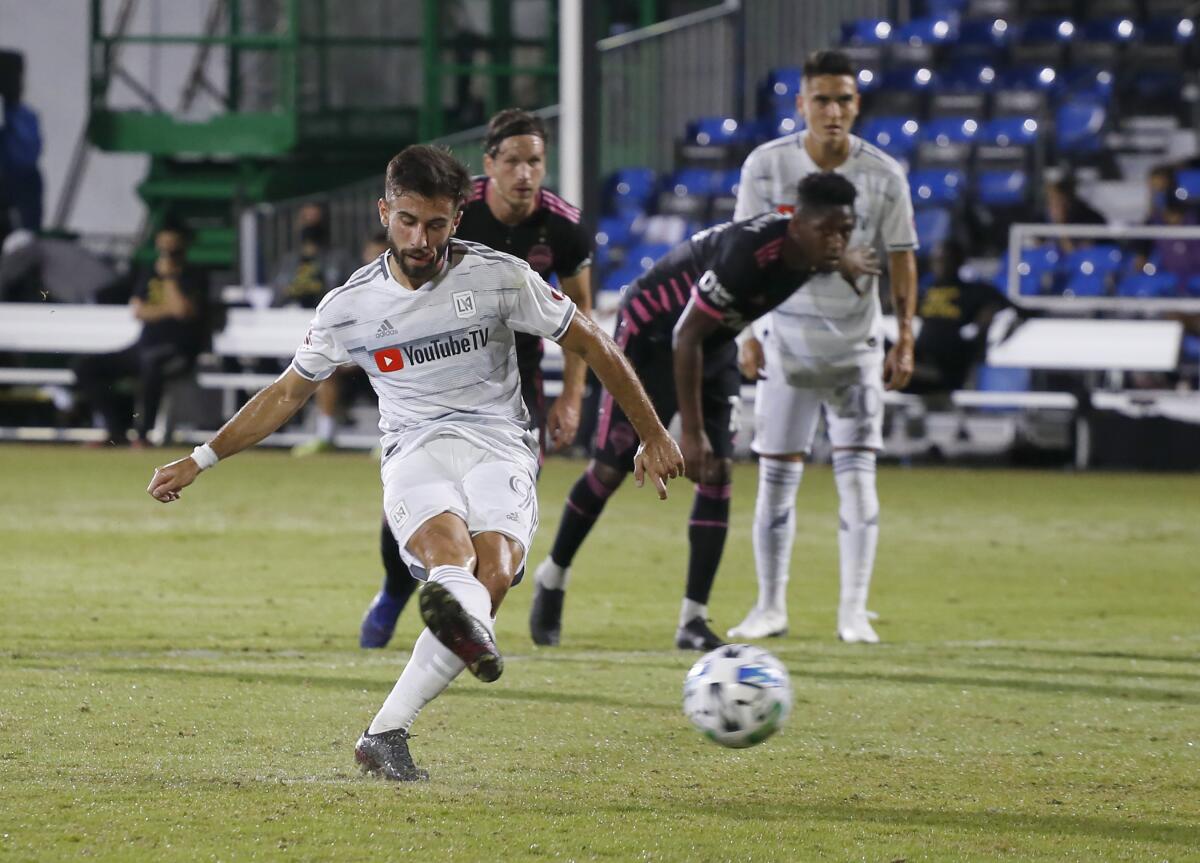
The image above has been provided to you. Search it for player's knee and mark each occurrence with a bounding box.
[406,514,476,571]
[699,458,733,487]
[588,460,626,492]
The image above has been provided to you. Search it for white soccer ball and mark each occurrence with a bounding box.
[682,643,792,748]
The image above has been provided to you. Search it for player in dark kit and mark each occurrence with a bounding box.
[528,172,879,649]
[359,109,594,648]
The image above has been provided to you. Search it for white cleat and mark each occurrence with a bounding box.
[837,611,880,644]
[727,607,788,640]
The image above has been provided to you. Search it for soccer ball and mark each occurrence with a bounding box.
[682,644,792,748]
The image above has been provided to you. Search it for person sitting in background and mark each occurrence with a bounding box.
[0,229,119,303]
[1152,200,1200,289]
[270,202,358,456]
[1146,164,1176,224]
[73,222,208,446]
[904,239,1016,396]
[1044,175,1106,254]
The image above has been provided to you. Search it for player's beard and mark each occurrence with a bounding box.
[390,235,450,284]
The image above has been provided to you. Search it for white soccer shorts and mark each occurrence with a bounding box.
[381,435,539,578]
[751,362,885,456]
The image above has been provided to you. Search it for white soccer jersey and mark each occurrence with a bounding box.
[290,240,576,464]
[735,131,917,378]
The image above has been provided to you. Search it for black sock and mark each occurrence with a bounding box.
[380,516,418,611]
[549,466,620,568]
[685,483,731,605]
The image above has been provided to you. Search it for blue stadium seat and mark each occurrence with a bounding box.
[686,116,742,147]
[1187,276,1200,298]
[939,60,1000,92]
[1144,16,1196,44]
[956,16,1012,52]
[882,66,940,91]
[664,168,721,198]
[1061,67,1115,103]
[1116,271,1180,297]
[1056,101,1106,154]
[914,207,952,248]
[1181,333,1200,362]
[859,116,921,159]
[1174,169,1200,204]
[975,364,1032,392]
[998,64,1061,94]
[625,242,674,274]
[606,168,656,215]
[975,170,1029,206]
[909,169,965,206]
[922,116,980,145]
[595,214,638,252]
[895,16,958,45]
[1060,245,1123,296]
[994,244,1060,295]
[1080,17,1138,43]
[979,116,1040,146]
[841,19,894,45]
[602,262,646,294]
[715,168,741,199]
[1018,16,1076,44]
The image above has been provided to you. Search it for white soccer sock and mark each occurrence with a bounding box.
[535,558,570,590]
[833,450,879,617]
[314,413,336,443]
[753,458,803,614]
[680,598,707,627]
[429,563,494,632]
[367,626,465,734]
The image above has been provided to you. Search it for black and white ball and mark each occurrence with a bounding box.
[682,644,792,748]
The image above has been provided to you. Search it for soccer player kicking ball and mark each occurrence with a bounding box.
[528,172,878,651]
[146,145,682,782]
[728,50,919,645]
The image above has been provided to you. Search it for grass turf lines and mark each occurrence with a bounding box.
[1,445,1197,862]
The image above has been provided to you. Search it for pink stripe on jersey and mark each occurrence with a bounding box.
[470,177,487,202]
[540,189,581,223]
[669,277,686,306]
[630,296,652,323]
[658,283,672,311]
[754,238,784,267]
[620,310,641,337]
[641,289,663,315]
[690,286,725,322]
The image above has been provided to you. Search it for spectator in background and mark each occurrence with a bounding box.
[1146,164,1176,224]
[0,50,44,232]
[0,230,119,303]
[1044,175,1106,254]
[73,222,208,446]
[269,202,357,455]
[1153,199,1200,289]
[905,240,1015,396]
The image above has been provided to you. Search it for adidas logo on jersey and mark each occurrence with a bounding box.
[375,319,398,339]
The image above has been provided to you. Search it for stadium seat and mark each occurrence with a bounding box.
[841,19,894,45]
[761,67,803,116]
[883,66,940,92]
[1079,17,1139,44]
[892,16,957,64]
[605,168,656,216]
[625,242,673,274]
[975,363,1032,392]
[994,244,1060,295]
[1060,245,1123,295]
[1143,16,1196,45]
[1174,169,1200,204]
[1116,271,1180,297]
[914,207,953,248]
[998,64,1061,95]
[1011,17,1074,67]
[916,140,973,171]
[923,116,980,145]
[975,170,1029,207]
[1080,0,1138,20]
[687,117,741,147]
[1181,333,1200,362]
[1056,101,1106,155]
[955,16,1012,57]
[602,262,646,294]
[979,116,1039,146]
[909,169,965,206]
[657,169,721,219]
[636,214,693,247]
[1061,67,1115,104]
[859,116,921,159]
[1186,276,1200,298]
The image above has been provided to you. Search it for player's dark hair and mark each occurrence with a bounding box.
[385,145,472,206]
[803,50,857,79]
[484,109,549,156]
[796,172,857,212]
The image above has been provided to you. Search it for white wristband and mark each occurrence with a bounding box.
[190,443,219,471]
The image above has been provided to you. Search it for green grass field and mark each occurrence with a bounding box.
[1,444,1198,862]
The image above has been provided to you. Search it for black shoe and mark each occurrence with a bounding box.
[418,582,504,682]
[529,583,565,646]
[675,616,726,651]
[354,728,429,782]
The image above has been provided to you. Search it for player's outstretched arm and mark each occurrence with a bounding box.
[672,302,723,482]
[147,368,321,503]
[545,267,593,451]
[884,249,917,390]
[558,314,683,499]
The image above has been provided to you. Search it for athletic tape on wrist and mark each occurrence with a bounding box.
[190,443,219,471]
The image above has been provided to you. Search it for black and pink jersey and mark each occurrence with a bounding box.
[618,212,816,345]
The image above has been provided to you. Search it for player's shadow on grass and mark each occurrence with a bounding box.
[92,665,671,712]
[793,668,1200,705]
[687,801,1200,848]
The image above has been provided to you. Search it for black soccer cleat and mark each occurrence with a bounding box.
[675,616,727,651]
[418,581,504,682]
[528,583,565,646]
[354,727,429,782]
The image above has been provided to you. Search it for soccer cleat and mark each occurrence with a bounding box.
[359,590,402,649]
[528,582,565,646]
[291,438,336,458]
[354,727,429,782]
[675,616,727,651]
[837,610,881,644]
[726,607,788,640]
[418,581,504,682]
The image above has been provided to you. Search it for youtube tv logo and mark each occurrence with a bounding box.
[374,348,404,372]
